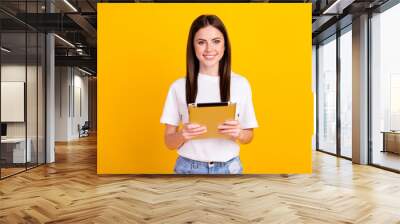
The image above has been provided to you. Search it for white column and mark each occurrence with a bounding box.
[352,14,369,164]
[46,33,55,163]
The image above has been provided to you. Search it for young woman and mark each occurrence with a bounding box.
[160,14,258,174]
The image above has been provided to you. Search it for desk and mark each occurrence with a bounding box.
[1,138,31,163]
[382,131,400,154]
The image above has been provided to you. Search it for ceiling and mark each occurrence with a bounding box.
[311,0,390,44]
[0,0,395,75]
[0,0,97,74]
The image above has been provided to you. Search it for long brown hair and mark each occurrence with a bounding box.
[186,14,231,104]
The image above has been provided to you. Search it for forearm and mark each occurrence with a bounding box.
[165,130,186,149]
[237,129,253,144]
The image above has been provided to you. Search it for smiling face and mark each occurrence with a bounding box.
[193,25,225,74]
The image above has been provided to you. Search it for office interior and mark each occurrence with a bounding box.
[313,0,400,172]
[0,0,400,222]
[0,0,97,179]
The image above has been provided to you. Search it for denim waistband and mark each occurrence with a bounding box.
[178,156,238,167]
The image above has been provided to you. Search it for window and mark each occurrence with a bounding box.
[371,2,400,171]
[339,28,352,158]
[317,35,337,154]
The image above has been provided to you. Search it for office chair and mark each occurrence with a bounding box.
[79,121,90,138]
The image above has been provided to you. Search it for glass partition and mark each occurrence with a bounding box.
[317,35,337,154]
[371,3,400,171]
[339,27,352,158]
[0,1,46,179]
[1,30,28,177]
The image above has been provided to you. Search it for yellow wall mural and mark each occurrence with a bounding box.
[98,3,313,174]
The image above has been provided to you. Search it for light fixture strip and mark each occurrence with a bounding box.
[78,67,93,76]
[54,34,75,48]
[1,47,11,53]
[63,0,78,12]
[322,0,343,15]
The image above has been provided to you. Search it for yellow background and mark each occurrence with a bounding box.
[98,3,313,174]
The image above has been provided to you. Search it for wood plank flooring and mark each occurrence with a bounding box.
[0,167,26,178]
[1,134,400,223]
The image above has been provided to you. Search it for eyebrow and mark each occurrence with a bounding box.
[196,37,223,41]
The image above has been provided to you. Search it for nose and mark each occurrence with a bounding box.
[205,42,213,52]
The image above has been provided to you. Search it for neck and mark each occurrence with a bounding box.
[199,65,219,76]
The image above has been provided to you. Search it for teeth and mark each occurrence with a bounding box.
[204,55,216,59]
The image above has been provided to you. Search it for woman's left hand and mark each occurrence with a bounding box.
[218,120,242,141]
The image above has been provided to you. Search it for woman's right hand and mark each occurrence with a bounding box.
[180,123,207,140]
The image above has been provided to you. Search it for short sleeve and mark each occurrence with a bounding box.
[160,83,180,126]
[239,79,259,129]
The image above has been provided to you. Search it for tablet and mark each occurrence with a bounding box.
[188,102,236,139]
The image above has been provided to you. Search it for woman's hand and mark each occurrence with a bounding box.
[218,120,254,144]
[180,123,207,140]
[217,120,242,141]
[164,123,207,150]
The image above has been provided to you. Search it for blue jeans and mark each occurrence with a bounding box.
[174,156,243,174]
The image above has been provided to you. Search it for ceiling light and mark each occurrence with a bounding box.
[63,0,78,12]
[322,0,355,15]
[78,67,93,76]
[54,34,75,48]
[1,47,11,53]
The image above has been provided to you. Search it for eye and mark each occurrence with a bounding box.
[213,39,221,44]
[197,40,205,45]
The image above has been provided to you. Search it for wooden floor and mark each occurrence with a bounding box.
[1,135,400,223]
[1,163,45,178]
[0,167,26,178]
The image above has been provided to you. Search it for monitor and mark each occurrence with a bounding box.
[1,123,7,137]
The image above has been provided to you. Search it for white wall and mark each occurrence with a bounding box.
[55,66,70,141]
[55,67,89,141]
[1,82,25,122]
[75,70,89,139]
[1,65,38,137]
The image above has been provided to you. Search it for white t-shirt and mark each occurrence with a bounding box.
[160,72,258,162]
